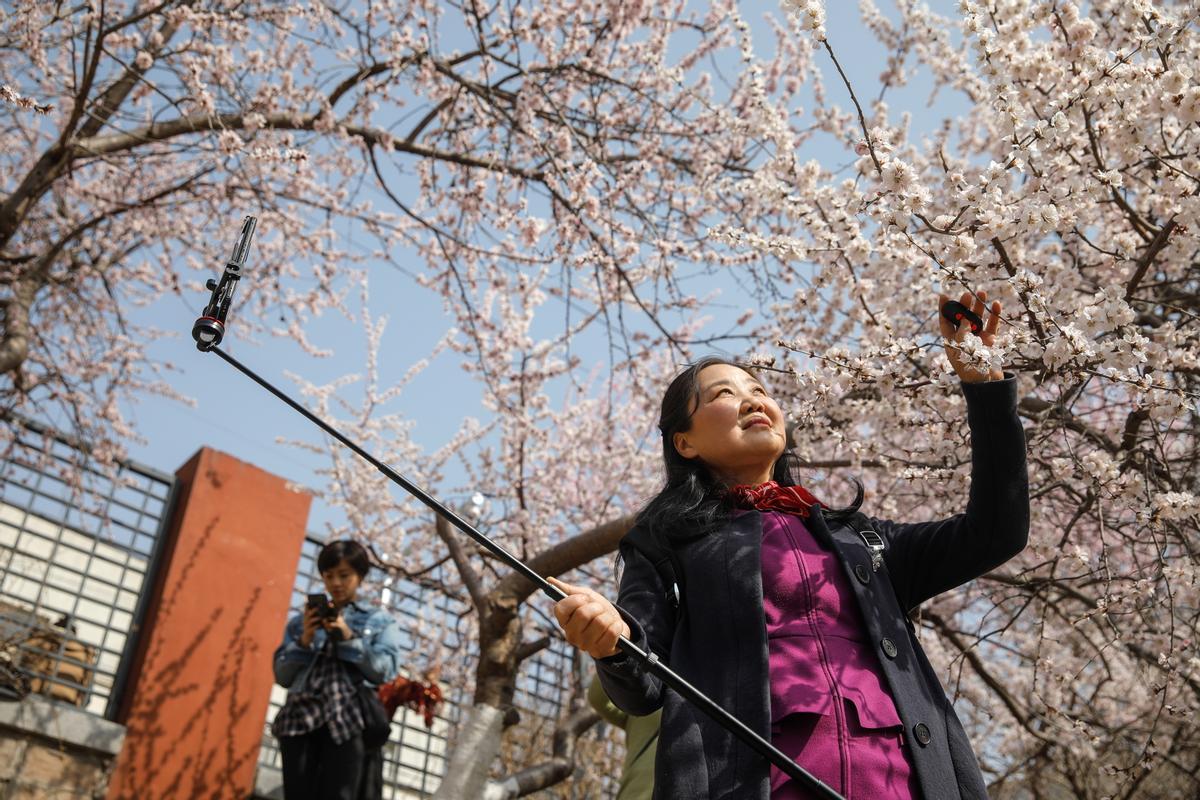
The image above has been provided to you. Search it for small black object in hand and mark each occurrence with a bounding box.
[940,300,984,334]
[307,592,337,620]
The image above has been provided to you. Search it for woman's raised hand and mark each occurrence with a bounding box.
[548,577,631,660]
[938,290,1004,383]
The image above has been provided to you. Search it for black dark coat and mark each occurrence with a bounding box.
[596,375,1029,800]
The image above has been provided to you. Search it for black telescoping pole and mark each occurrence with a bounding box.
[193,217,845,800]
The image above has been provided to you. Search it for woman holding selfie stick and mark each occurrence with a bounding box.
[272,539,403,800]
[550,291,1028,799]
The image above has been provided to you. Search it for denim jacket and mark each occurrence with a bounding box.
[273,600,403,694]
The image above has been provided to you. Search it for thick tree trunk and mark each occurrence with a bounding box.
[474,596,522,707]
[0,281,34,374]
[433,515,633,799]
[433,596,523,800]
[433,703,507,800]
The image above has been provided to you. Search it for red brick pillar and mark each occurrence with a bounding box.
[106,447,311,800]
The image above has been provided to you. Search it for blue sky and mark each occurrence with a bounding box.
[118,1,965,534]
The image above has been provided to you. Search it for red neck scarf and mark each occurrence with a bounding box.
[725,480,821,518]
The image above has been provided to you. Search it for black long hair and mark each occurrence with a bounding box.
[635,356,863,542]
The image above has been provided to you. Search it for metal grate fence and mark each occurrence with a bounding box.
[0,418,174,718]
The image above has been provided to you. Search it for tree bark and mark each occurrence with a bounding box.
[433,703,507,800]
[482,707,602,800]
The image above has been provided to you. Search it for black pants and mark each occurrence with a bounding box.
[279,726,365,800]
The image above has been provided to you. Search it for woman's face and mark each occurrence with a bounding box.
[672,364,787,486]
[321,558,363,607]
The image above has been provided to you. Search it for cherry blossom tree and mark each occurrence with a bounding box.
[0,0,798,797]
[8,0,1200,798]
[711,1,1200,796]
[0,0,787,455]
[287,289,672,797]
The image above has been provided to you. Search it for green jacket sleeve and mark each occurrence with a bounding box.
[588,673,629,728]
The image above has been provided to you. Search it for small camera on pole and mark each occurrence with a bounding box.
[940,299,984,334]
[192,216,258,350]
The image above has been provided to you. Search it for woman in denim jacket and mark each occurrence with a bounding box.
[272,539,403,800]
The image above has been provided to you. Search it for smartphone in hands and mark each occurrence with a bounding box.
[307,592,336,620]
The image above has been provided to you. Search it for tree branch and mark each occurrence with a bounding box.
[991,236,1049,342]
[74,111,546,181]
[514,635,551,664]
[1124,217,1178,301]
[496,514,635,604]
[1018,396,1120,453]
[924,610,1051,743]
[483,706,602,799]
[435,515,488,613]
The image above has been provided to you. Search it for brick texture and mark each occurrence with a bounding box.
[0,729,112,800]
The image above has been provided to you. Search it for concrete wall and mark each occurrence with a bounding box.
[0,694,125,799]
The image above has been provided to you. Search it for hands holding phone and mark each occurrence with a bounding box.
[300,594,354,648]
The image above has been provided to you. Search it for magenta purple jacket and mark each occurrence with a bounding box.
[596,374,1029,800]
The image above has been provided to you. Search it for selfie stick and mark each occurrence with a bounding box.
[192,217,844,800]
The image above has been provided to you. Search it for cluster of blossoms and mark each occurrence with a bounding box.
[781,0,827,40]
[0,83,51,113]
